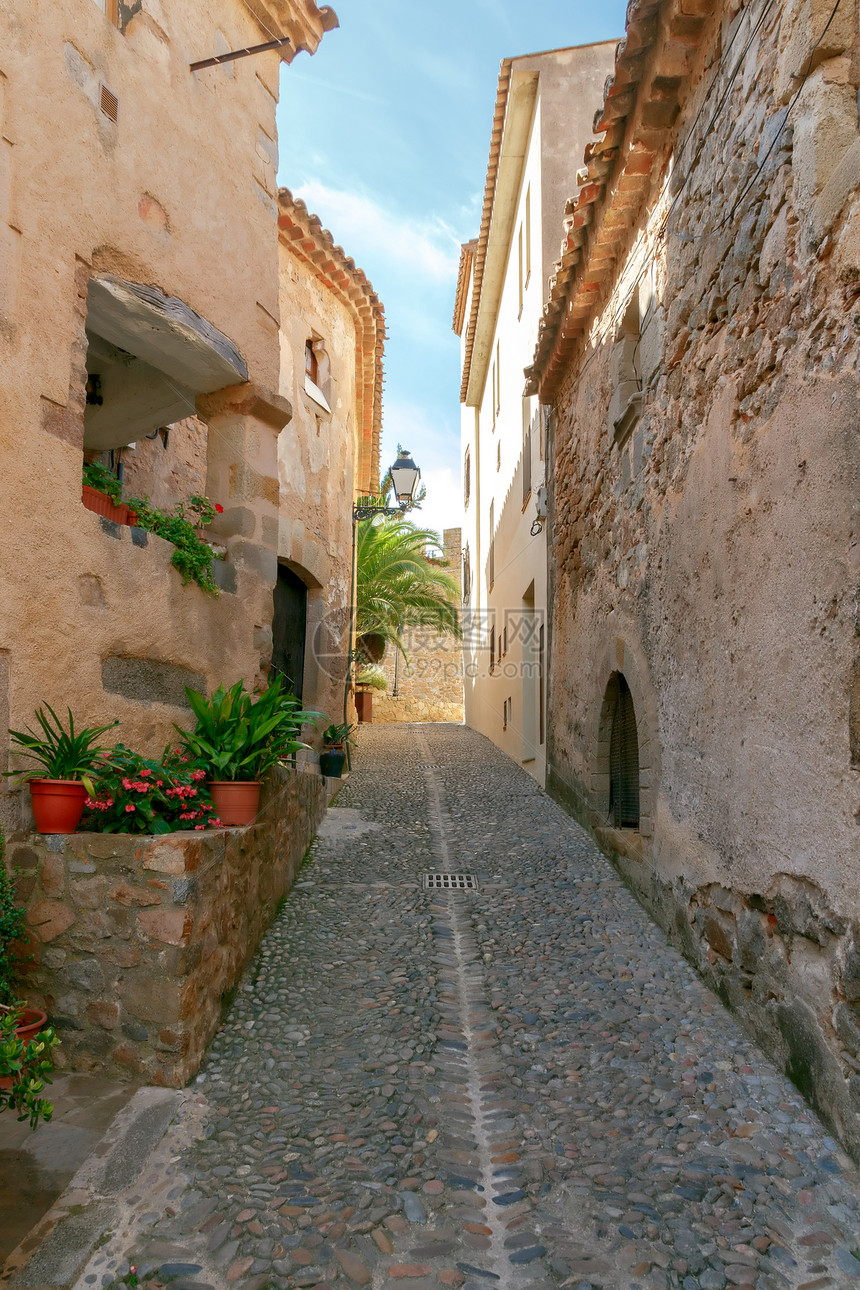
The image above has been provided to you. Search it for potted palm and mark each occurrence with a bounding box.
[320,723,354,778]
[176,676,319,826]
[6,706,119,833]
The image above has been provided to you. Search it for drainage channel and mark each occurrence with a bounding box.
[418,733,537,1290]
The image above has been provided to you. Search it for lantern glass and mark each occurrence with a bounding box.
[389,450,420,504]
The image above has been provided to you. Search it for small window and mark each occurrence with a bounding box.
[503,697,512,730]
[488,500,495,589]
[489,623,495,673]
[518,225,524,317]
[305,340,319,385]
[95,0,120,25]
[464,447,471,508]
[609,674,640,828]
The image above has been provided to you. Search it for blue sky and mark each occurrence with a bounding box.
[277,1,628,538]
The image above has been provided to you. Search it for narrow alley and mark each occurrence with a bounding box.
[13,724,860,1290]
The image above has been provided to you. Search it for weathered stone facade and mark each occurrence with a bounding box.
[275,191,385,731]
[528,0,860,1155]
[373,529,464,725]
[9,767,325,1086]
[0,1,335,831]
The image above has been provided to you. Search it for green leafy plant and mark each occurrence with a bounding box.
[0,1009,58,1129]
[0,834,25,1007]
[356,517,461,662]
[355,665,388,692]
[125,494,225,596]
[82,745,222,834]
[82,460,122,506]
[5,705,119,795]
[176,676,320,782]
[322,722,355,749]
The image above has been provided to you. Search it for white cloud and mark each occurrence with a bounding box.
[293,181,461,284]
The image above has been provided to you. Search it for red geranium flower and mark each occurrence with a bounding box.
[215,503,224,513]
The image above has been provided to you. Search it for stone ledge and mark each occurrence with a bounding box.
[8,766,326,1086]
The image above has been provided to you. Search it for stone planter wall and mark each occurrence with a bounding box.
[7,767,326,1086]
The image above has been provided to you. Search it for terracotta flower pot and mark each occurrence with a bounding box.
[207,780,261,827]
[355,690,373,724]
[82,485,128,525]
[0,1008,48,1090]
[29,779,89,834]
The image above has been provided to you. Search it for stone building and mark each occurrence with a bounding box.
[526,0,860,1153]
[0,0,336,830]
[374,528,464,725]
[275,189,385,731]
[455,43,617,786]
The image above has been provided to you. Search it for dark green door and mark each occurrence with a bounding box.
[272,564,307,698]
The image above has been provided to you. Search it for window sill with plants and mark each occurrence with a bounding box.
[81,460,229,597]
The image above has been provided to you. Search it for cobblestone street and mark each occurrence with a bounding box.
[58,724,860,1289]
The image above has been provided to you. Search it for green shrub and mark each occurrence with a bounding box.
[0,1011,58,1129]
[0,833,25,1007]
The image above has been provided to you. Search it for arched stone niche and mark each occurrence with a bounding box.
[589,634,659,843]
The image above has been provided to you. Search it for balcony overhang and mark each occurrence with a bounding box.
[84,276,248,450]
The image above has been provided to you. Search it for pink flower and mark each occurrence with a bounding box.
[122,777,133,789]
[156,780,163,787]
[195,823,205,830]
[125,803,136,813]
[139,769,152,777]
[191,769,205,781]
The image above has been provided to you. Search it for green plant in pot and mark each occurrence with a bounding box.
[176,676,320,827]
[320,722,354,779]
[0,833,57,1129]
[6,706,119,834]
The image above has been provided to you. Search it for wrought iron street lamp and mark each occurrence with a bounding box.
[352,450,421,521]
[342,452,422,762]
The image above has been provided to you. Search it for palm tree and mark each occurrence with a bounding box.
[355,517,461,662]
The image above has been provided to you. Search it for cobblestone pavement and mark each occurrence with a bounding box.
[80,723,860,1290]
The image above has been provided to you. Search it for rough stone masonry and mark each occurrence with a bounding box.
[526,0,860,1159]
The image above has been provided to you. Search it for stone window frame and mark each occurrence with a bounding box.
[589,635,657,845]
[303,335,332,416]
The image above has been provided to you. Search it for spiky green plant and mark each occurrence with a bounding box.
[355,518,461,663]
[5,706,119,795]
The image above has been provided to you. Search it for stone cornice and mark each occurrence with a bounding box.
[525,0,714,400]
[243,0,339,60]
[457,59,513,404]
[277,188,385,494]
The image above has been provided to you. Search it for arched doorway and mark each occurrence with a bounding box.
[608,673,640,828]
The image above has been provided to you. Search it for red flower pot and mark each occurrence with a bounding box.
[207,781,261,827]
[82,485,128,524]
[29,779,89,834]
[355,690,373,723]
[0,1009,48,1090]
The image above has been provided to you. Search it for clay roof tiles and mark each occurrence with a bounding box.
[525,0,713,400]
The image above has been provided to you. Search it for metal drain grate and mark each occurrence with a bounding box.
[423,872,478,891]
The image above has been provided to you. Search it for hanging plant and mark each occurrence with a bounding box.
[125,493,226,596]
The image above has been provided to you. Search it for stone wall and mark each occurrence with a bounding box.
[8,767,326,1086]
[373,529,464,725]
[539,0,860,1155]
